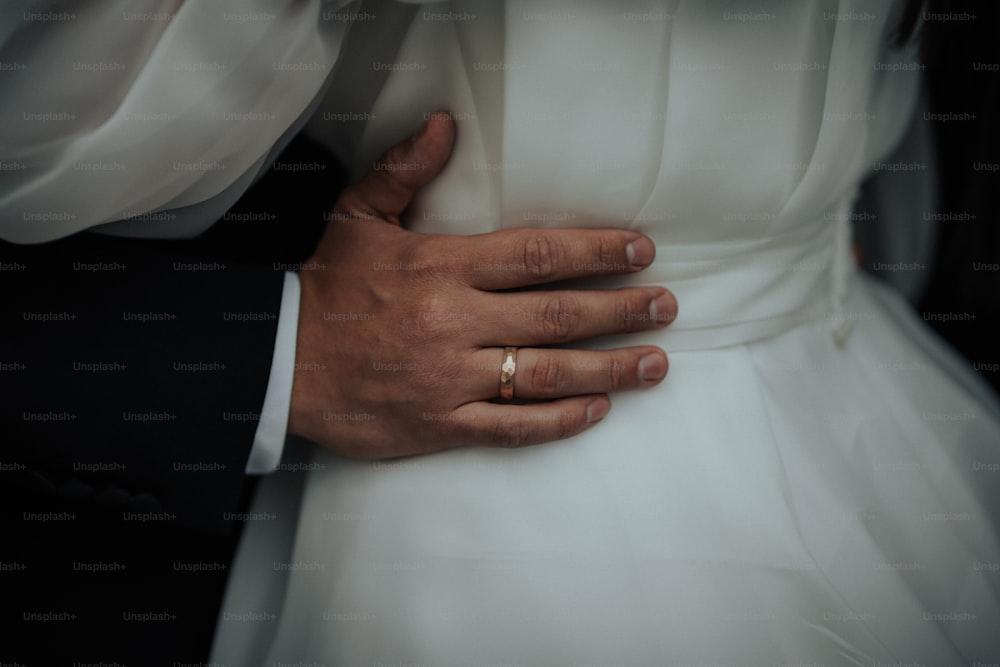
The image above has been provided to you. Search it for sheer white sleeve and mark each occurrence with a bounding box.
[0,0,357,243]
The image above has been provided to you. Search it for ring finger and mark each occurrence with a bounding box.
[465,346,668,401]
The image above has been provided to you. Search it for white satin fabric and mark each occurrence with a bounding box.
[213,1,1000,664]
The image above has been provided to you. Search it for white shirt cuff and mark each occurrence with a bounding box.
[246,271,301,474]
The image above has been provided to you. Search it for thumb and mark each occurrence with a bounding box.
[345,110,456,224]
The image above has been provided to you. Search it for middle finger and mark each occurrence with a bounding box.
[471,288,677,347]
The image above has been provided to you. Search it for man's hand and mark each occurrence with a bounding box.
[288,112,677,458]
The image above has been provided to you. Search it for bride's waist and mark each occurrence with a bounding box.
[563,236,851,352]
[408,199,856,351]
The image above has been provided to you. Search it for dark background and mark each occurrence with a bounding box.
[911,3,1000,397]
[2,4,998,664]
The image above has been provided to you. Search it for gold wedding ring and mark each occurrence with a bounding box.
[500,346,517,400]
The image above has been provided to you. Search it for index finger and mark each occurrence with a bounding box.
[456,228,656,290]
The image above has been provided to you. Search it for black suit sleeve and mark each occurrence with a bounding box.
[2,230,284,535]
[1,136,338,537]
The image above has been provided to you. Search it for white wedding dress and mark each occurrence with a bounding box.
[213,1,1000,664]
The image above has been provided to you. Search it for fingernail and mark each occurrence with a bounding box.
[650,292,676,325]
[638,353,667,382]
[626,237,654,268]
[586,398,610,424]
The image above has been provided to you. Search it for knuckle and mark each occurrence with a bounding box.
[555,408,581,441]
[593,234,622,272]
[606,355,628,391]
[378,142,412,173]
[537,295,578,342]
[396,242,444,284]
[378,142,403,165]
[617,292,643,332]
[398,293,454,344]
[490,415,533,449]
[529,354,564,395]
[398,239,430,270]
[373,144,423,192]
[411,238,466,284]
[331,187,376,223]
[421,238,463,279]
[518,234,562,281]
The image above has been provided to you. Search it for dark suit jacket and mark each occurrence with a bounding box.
[0,135,340,665]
